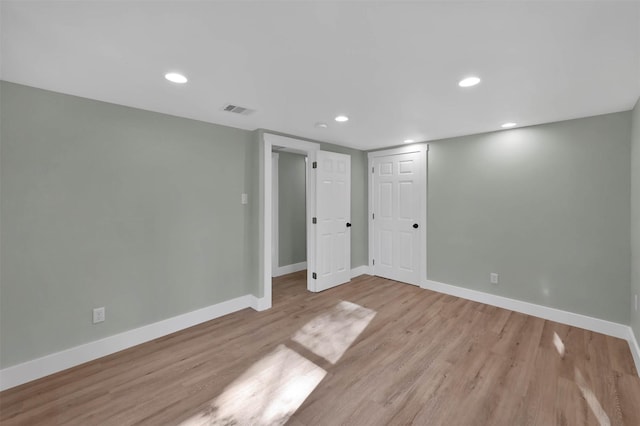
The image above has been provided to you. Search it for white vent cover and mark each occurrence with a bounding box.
[222,103,255,115]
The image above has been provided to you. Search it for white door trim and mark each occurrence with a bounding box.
[263,134,320,306]
[271,153,280,275]
[368,143,429,286]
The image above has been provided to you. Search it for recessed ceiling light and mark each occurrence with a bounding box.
[458,76,481,87]
[501,122,517,128]
[165,72,188,84]
[334,115,349,122]
[315,122,328,129]
[404,139,415,144]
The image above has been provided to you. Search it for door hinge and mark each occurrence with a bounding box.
[426,144,430,152]
[373,259,375,265]
[312,217,317,224]
[312,272,317,279]
[372,213,375,220]
[312,161,317,169]
[372,166,374,174]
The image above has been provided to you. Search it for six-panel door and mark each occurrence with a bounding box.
[373,151,422,285]
[315,151,351,291]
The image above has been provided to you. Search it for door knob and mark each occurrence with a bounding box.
[346,222,352,227]
[413,223,419,229]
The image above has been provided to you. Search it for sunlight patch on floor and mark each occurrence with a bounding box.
[292,300,377,364]
[179,300,376,425]
[574,367,611,426]
[553,332,565,358]
[179,345,326,426]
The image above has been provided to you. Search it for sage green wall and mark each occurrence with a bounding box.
[427,112,632,324]
[0,82,259,368]
[277,152,307,267]
[631,98,640,340]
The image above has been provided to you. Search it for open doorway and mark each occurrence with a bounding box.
[262,133,353,309]
[262,134,320,309]
[272,150,307,278]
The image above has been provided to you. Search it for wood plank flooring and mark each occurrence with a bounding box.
[1,272,639,425]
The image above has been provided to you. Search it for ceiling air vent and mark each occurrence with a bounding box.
[222,103,254,115]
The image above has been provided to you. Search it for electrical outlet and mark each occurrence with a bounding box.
[93,307,105,324]
[241,193,248,205]
[490,273,499,284]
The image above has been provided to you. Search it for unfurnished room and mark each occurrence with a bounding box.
[0,1,639,425]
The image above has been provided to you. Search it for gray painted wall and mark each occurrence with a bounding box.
[277,152,306,267]
[0,82,259,368]
[631,98,640,340]
[427,112,632,324]
[2,80,632,372]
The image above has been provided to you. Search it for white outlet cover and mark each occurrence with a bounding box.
[93,307,105,324]
[490,273,499,284]
[241,193,248,204]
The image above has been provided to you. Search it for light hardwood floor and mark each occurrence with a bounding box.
[1,272,639,425]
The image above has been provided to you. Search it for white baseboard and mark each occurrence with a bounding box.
[628,328,640,377]
[423,279,639,376]
[351,265,371,278]
[274,263,369,280]
[423,279,629,338]
[5,280,637,392]
[273,261,307,277]
[0,294,256,391]
[250,295,271,311]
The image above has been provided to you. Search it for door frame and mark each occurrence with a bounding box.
[263,133,320,309]
[367,143,429,286]
[271,153,279,274]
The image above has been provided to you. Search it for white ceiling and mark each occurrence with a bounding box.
[2,1,639,150]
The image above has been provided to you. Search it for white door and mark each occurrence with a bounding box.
[315,151,351,291]
[372,151,424,285]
